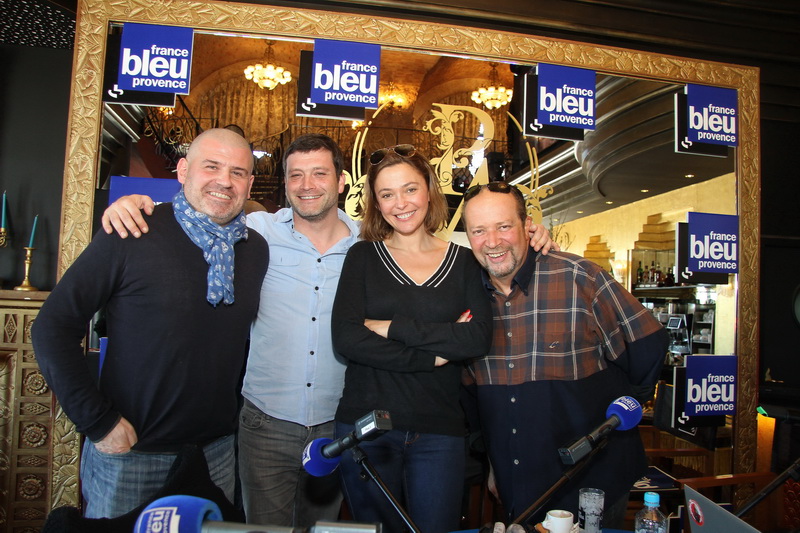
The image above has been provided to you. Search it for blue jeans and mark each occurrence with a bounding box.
[80,434,235,519]
[335,422,465,533]
[237,399,342,527]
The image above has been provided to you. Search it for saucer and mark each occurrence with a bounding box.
[533,522,580,533]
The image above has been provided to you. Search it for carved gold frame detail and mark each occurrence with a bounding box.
[57,0,759,510]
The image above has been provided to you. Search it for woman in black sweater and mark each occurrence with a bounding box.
[331,145,493,533]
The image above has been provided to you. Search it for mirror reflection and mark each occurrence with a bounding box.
[100,27,737,359]
[102,31,735,216]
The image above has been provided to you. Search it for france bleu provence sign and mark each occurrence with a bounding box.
[310,39,380,109]
[675,84,737,157]
[687,212,738,274]
[296,51,366,121]
[118,23,194,95]
[684,355,737,417]
[523,63,595,141]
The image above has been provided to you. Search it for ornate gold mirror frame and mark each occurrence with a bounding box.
[54,0,759,509]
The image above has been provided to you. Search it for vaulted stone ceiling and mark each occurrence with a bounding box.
[5,0,795,225]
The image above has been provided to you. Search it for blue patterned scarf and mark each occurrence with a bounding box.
[172,189,248,306]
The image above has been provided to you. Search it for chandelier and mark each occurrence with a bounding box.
[244,41,292,90]
[471,62,513,109]
[379,82,408,109]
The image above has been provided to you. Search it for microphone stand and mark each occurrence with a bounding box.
[735,455,800,518]
[350,445,421,533]
[510,440,608,527]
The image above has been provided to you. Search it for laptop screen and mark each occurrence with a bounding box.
[683,485,759,532]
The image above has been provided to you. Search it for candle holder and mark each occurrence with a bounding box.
[0,227,7,247]
[14,247,38,291]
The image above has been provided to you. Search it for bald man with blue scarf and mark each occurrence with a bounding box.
[32,128,269,519]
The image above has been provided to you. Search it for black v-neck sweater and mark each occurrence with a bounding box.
[331,240,492,436]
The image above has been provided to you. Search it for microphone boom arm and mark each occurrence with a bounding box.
[558,417,619,465]
[512,440,608,526]
[350,445,421,533]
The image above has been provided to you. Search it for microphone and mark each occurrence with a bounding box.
[303,410,392,477]
[558,396,642,465]
[134,495,296,533]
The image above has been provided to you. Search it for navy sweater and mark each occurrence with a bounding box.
[32,204,268,452]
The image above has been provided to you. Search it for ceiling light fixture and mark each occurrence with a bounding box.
[379,82,408,109]
[244,40,292,90]
[471,62,513,110]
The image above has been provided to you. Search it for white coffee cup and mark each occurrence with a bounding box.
[542,509,574,533]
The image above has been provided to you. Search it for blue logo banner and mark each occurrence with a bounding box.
[686,84,738,146]
[311,39,380,109]
[296,51,365,120]
[109,176,181,205]
[536,63,595,130]
[684,355,737,416]
[119,23,194,94]
[687,212,738,274]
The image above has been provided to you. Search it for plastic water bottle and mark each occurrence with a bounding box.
[634,491,667,533]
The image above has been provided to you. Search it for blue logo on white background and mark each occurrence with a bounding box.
[119,23,194,94]
[685,355,737,416]
[686,84,738,146]
[687,212,738,274]
[536,63,596,130]
[311,39,380,109]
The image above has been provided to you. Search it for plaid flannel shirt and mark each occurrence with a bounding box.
[466,247,664,386]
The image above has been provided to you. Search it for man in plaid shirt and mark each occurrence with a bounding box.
[461,182,668,528]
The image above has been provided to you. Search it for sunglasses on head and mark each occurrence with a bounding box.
[463,181,523,201]
[369,144,417,165]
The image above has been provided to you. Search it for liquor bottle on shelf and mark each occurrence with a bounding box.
[648,261,656,285]
[664,265,675,287]
[655,262,663,286]
[637,261,644,286]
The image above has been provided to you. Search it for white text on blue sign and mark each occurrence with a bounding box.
[118,23,193,94]
[537,64,595,129]
[687,212,739,273]
[121,46,189,90]
[314,61,377,105]
[685,355,737,416]
[691,231,737,271]
[686,84,738,146]
[687,373,735,413]
[311,40,380,109]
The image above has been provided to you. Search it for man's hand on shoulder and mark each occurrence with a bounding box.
[94,417,138,454]
[529,223,560,255]
[101,194,155,238]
